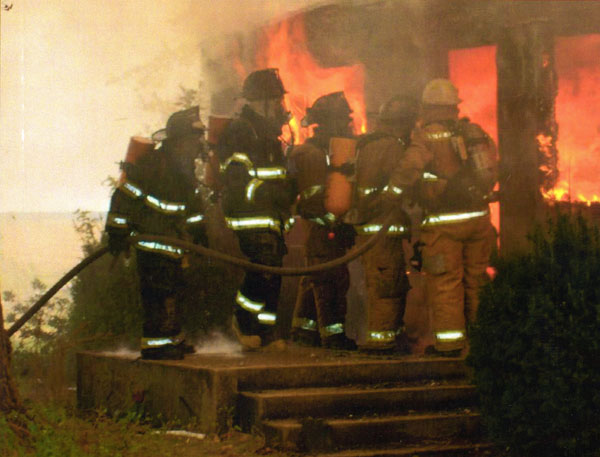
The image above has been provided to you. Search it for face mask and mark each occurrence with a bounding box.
[172,135,203,179]
[270,100,291,128]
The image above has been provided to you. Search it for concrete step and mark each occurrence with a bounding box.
[238,382,476,429]
[315,442,494,457]
[77,350,471,434]
[262,411,482,452]
[235,357,468,390]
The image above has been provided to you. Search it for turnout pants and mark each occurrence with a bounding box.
[420,213,495,352]
[292,223,350,341]
[235,231,285,338]
[136,250,184,347]
[356,234,409,349]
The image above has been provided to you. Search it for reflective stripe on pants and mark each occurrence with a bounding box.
[420,211,495,351]
[355,235,408,349]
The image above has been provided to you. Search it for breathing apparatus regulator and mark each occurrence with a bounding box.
[451,120,498,203]
[422,79,498,203]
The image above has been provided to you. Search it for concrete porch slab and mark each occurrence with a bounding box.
[77,347,466,434]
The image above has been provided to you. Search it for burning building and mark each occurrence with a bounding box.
[201,0,600,253]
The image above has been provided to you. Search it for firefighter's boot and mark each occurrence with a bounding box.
[323,333,357,350]
[231,315,261,350]
[141,343,185,361]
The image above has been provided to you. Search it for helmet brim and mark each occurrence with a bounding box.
[151,128,168,142]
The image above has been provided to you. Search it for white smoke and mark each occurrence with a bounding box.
[101,346,140,358]
[192,331,243,357]
[98,332,243,358]
[0,0,335,213]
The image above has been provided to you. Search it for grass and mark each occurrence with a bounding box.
[1,352,295,457]
[0,396,294,457]
[0,403,287,457]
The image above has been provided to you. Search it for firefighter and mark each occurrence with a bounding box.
[392,79,498,357]
[106,106,208,360]
[352,95,418,352]
[288,91,357,350]
[216,68,295,350]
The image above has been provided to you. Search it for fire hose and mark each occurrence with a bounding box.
[6,212,397,337]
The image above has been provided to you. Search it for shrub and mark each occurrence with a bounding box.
[68,210,142,350]
[468,211,600,457]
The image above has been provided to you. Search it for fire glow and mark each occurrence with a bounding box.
[551,34,600,205]
[450,36,600,215]
[256,15,367,144]
[449,45,499,232]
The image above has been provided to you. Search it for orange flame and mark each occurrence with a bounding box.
[256,15,366,144]
[449,45,499,233]
[552,34,600,204]
[543,180,600,206]
[450,37,600,230]
[231,38,248,81]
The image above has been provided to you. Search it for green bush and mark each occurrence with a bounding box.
[68,210,142,349]
[468,211,600,457]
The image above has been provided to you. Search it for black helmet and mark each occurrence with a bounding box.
[152,106,205,142]
[242,68,286,101]
[302,91,352,127]
[377,95,419,123]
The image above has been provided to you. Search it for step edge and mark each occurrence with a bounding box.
[262,411,482,429]
[240,384,476,399]
[314,442,493,457]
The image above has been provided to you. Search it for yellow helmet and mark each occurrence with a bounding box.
[421,79,461,106]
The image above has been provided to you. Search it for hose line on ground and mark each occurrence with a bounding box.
[7,212,397,337]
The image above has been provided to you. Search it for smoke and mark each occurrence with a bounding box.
[101,346,140,358]
[99,332,243,358]
[194,0,336,116]
[192,331,243,357]
[177,0,333,36]
[0,0,334,213]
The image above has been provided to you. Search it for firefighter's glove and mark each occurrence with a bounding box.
[108,233,130,257]
[410,241,425,272]
[332,223,356,250]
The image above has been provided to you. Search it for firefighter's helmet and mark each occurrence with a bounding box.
[377,95,419,123]
[152,106,205,142]
[302,91,353,127]
[421,79,461,106]
[242,68,287,101]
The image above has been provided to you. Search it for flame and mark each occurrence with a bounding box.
[449,45,498,143]
[287,115,300,144]
[256,15,366,144]
[552,34,600,204]
[450,37,600,228]
[231,38,247,81]
[543,180,600,206]
[542,180,570,201]
[449,45,499,233]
